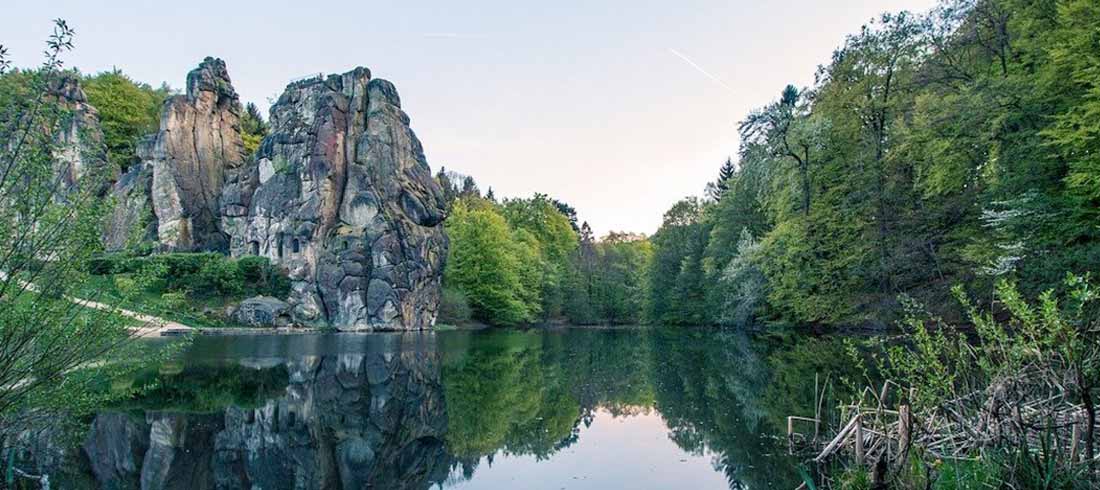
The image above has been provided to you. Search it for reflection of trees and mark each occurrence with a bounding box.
[649,330,868,489]
[440,327,869,489]
[113,363,290,413]
[442,330,580,460]
[649,328,792,489]
[441,328,660,464]
[57,329,871,489]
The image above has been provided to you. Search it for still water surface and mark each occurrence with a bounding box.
[60,327,862,489]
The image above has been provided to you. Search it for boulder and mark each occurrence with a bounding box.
[231,295,292,327]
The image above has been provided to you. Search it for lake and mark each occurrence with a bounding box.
[39,327,867,489]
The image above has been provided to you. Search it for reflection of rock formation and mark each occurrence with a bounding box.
[82,335,449,489]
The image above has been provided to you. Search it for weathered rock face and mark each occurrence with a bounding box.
[146,57,246,252]
[222,68,448,331]
[103,160,157,251]
[50,74,111,195]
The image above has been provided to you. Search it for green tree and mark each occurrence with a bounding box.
[444,197,536,325]
[0,21,179,457]
[501,194,579,320]
[645,198,709,325]
[82,69,170,171]
[239,102,268,157]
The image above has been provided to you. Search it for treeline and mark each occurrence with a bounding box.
[436,170,651,326]
[646,0,1100,327]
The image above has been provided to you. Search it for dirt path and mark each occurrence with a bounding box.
[2,272,193,337]
[68,296,193,337]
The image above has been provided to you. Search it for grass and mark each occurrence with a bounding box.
[79,273,252,329]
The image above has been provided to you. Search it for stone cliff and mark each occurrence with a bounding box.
[221,68,447,331]
[101,59,446,330]
[146,57,246,252]
[50,73,112,196]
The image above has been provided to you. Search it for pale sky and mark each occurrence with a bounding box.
[4,0,937,236]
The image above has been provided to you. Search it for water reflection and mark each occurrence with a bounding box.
[42,328,865,489]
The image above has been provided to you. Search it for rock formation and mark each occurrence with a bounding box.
[103,158,156,251]
[98,58,447,329]
[49,73,112,195]
[145,57,246,252]
[221,68,448,331]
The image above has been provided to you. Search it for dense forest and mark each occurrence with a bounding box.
[441,0,1100,329]
[645,0,1100,328]
[435,171,651,326]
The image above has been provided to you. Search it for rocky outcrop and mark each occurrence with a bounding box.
[50,73,112,195]
[47,75,148,251]
[83,412,150,489]
[98,59,447,329]
[103,160,156,251]
[222,68,447,331]
[145,57,246,252]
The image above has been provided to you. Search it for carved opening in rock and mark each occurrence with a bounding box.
[292,239,301,254]
[249,241,259,256]
[276,234,285,258]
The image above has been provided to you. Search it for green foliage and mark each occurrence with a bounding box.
[444,197,538,325]
[646,0,1100,328]
[501,194,578,318]
[880,275,1100,488]
[438,285,473,325]
[196,257,244,296]
[441,191,631,327]
[237,255,290,296]
[117,363,289,413]
[90,252,288,298]
[566,230,652,325]
[84,252,290,328]
[82,70,170,171]
[0,20,185,446]
[644,198,709,325]
[239,102,268,157]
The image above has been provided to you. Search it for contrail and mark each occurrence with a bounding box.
[667,48,734,92]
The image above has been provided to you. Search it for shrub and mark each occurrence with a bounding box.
[159,292,187,311]
[112,275,137,294]
[87,254,121,275]
[194,259,244,296]
[237,256,291,297]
